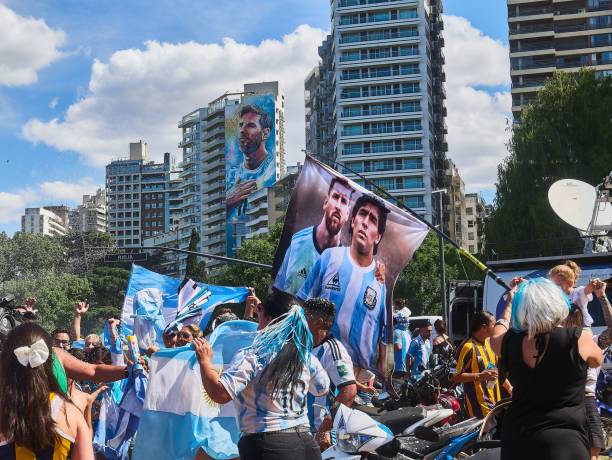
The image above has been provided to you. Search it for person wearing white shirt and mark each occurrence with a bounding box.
[549,260,600,327]
[194,291,329,460]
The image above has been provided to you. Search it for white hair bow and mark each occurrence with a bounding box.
[13,338,50,368]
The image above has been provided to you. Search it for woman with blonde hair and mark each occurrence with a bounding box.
[491,277,603,460]
[549,259,600,327]
[0,322,94,460]
[176,323,203,347]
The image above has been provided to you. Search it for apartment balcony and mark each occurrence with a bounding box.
[202,213,225,225]
[203,223,226,235]
[340,67,420,82]
[203,202,224,213]
[203,125,225,141]
[509,23,555,38]
[339,30,419,46]
[341,106,422,119]
[202,158,224,173]
[205,191,225,202]
[339,49,419,64]
[341,124,422,137]
[202,136,224,151]
[337,14,418,31]
[337,0,417,10]
[178,136,195,149]
[178,113,199,128]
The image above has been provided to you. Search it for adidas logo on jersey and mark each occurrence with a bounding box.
[298,267,308,279]
[325,273,341,291]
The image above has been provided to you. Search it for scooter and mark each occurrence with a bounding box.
[322,404,482,460]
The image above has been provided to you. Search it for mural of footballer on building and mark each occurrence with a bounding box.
[272,156,429,370]
[225,94,277,255]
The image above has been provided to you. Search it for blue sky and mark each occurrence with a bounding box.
[0,0,510,234]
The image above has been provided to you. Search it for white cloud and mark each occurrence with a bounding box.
[39,177,99,203]
[0,179,101,225]
[442,15,511,191]
[48,97,59,109]
[22,25,328,167]
[0,4,66,86]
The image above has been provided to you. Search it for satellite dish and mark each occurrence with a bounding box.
[548,179,597,231]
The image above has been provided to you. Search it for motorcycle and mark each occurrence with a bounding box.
[322,404,483,460]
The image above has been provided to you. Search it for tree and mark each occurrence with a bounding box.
[0,232,64,282]
[487,70,612,258]
[2,274,94,332]
[86,266,130,307]
[214,223,283,299]
[185,228,208,282]
[61,231,116,275]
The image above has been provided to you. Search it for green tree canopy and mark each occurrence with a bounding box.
[214,222,283,299]
[487,70,612,258]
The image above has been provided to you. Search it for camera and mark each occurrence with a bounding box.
[0,295,24,343]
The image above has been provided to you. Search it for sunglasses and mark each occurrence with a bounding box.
[178,332,193,339]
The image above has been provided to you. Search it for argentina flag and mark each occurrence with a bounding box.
[121,264,249,349]
[132,320,258,460]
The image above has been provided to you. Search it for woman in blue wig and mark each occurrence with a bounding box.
[194,290,330,460]
[490,277,603,460]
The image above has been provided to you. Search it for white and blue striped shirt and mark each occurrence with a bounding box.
[307,336,355,431]
[297,246,387,369]
[219,348,330,434]
[274,226,326,296]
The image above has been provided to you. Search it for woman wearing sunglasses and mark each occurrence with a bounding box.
[176,324,203,347]
[194,290,330,460]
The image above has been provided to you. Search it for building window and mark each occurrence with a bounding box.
[468,221,475,228]
[468,232,475,240]
[466,207,473,215]
[469,245,475,253]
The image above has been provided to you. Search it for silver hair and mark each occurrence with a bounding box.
[512,278,571,338]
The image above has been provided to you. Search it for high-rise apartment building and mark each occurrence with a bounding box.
[444,159,467,249]
[75,188,107,233]
[178,81,285,274]
[106,146,179,248]
[465,192,486,254]
[305,36,336,159]
[21,206,70,236]
[307,0,448,225]
[509,0,612,117]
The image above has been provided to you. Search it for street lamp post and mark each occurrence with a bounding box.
[432,189,447,323]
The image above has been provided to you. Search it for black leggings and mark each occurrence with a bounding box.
[238,430,321,460]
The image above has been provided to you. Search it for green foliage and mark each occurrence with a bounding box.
[487,70,612,257]
[393,233,484,316]
[3,274,93,332]
[0,232,64,282]
[185,228,208,282]
[86,266,130,307]
[0,232,126,334]
[214,222,283,299]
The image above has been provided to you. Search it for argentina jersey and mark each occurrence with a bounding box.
[298,246,386,369]
[273,226,321,296]
[226,154,276,221]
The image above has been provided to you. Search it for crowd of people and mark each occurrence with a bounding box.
[0,260,610,460]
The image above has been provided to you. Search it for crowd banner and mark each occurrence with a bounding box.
[272,156,429,370]
[120,265,249,348]
[133,320,258,460]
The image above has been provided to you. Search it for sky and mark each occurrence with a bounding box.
[0,0,510,234]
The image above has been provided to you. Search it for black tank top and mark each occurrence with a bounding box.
[501,327,587,439]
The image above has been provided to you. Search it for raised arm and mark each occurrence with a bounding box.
[193,338,232,404]
[55,347,127,382]
[71,301,89,341]
[595,281,612,348]
[490,277,524,356]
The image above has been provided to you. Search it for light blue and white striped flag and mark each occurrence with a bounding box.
[132,320,258,460]
[120,264,249,349]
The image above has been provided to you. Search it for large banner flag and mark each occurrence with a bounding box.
[272,156,429,370]
[132,320,258,460]
[121,265,249,348]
